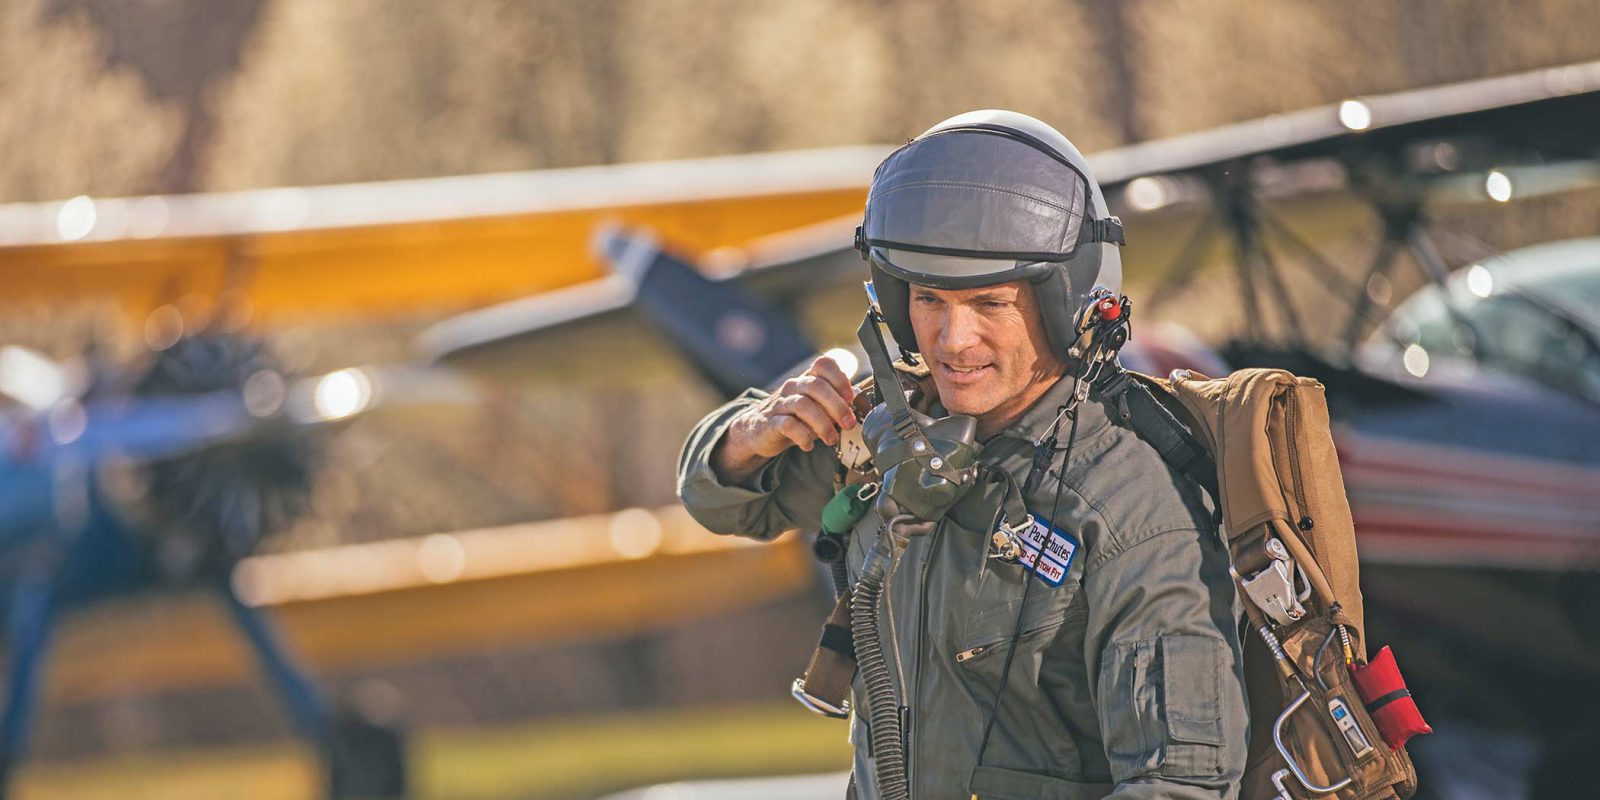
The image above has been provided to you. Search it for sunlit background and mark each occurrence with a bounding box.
[3,2,1599,798]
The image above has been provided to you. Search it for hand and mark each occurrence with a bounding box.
[711,356,857,485]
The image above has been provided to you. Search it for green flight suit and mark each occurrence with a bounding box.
[676,373,1248,799]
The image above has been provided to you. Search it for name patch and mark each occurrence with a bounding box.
[1009,514,1079,587]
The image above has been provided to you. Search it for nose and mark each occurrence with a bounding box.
[938,304,983,354]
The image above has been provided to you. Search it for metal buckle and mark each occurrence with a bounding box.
[1096,216,1126,246]
[1076,286,1116,332]
[790,678,851,719]
[1268,768,1295,800]
[989,514,1034,562]
[1232,538,1310,627]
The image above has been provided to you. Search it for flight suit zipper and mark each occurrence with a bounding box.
[955,644,990,663]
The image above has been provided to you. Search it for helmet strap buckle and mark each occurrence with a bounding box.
[1079,216,1126,246]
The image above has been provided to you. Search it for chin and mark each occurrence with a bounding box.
[936,387,996,418]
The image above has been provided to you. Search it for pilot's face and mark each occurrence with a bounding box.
[908,280,1067,437]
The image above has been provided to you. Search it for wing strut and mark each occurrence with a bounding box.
[1144,208,1221,312]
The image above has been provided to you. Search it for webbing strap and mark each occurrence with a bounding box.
[855,311,968,485]
[989,467,1031,530]
[1099,369,1220,506]
[818,622,856,661]
[1365,688,1413,714]
[793,589,857,718]
[857,311,914,425]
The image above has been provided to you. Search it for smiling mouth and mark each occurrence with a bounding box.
[937,361,993,384]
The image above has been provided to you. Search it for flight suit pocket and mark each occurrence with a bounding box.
[968,765,1113,800]
[1098,634,1228,781]
[1161,634,1227,777]
[955,573,1084,731]
[1163,634,1225,745]
[958,568,1081,663]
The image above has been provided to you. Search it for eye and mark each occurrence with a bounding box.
[913,293,940,305]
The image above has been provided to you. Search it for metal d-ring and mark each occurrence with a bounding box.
[790,678,851,719]
[1272,688,1355,795]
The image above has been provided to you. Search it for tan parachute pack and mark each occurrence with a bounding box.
[1139,367,1420,800]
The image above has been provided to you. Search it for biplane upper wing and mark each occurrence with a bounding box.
[1091,59,1600,188]
[0,147,886,323]
[11,58,1598,337]
[423,59,1600,375]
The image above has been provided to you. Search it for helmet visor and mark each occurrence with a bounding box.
[869,247,1056,290]
[861,130,1089,264]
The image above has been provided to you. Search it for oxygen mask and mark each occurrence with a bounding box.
[856,283,981,523]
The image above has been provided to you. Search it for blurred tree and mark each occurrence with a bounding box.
[0,0,178,202]
[1089,0,1145,143]
[10,0,1600,196]
[43,0,267,193]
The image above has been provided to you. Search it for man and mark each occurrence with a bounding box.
[677,111,1247,799]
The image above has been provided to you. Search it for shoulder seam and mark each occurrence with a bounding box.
[1040,473,1117,564]
[1094,526,1207,569]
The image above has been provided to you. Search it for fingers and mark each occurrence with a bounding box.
[773,394,839,446]
[738,358,860,458]
[772,415,818,452]
[779,374,855,431]
[807,356,855,405]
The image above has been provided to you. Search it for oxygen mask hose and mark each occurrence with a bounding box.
[852,514,916,800]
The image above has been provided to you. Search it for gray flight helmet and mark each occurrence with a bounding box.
[855,110,1125,359]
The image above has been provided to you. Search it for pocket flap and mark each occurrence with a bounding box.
[1162,634,1227,746]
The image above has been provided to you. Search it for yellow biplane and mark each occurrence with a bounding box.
[7,59,1600,797]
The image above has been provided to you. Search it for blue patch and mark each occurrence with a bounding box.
[1011,513,1079,587]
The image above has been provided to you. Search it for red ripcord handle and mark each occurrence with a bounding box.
[1349,646,1432,750]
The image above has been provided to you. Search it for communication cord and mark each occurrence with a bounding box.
[852,514,916,800]
[974,388,1083,768]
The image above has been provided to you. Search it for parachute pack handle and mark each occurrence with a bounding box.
[1272,689,1356,796]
